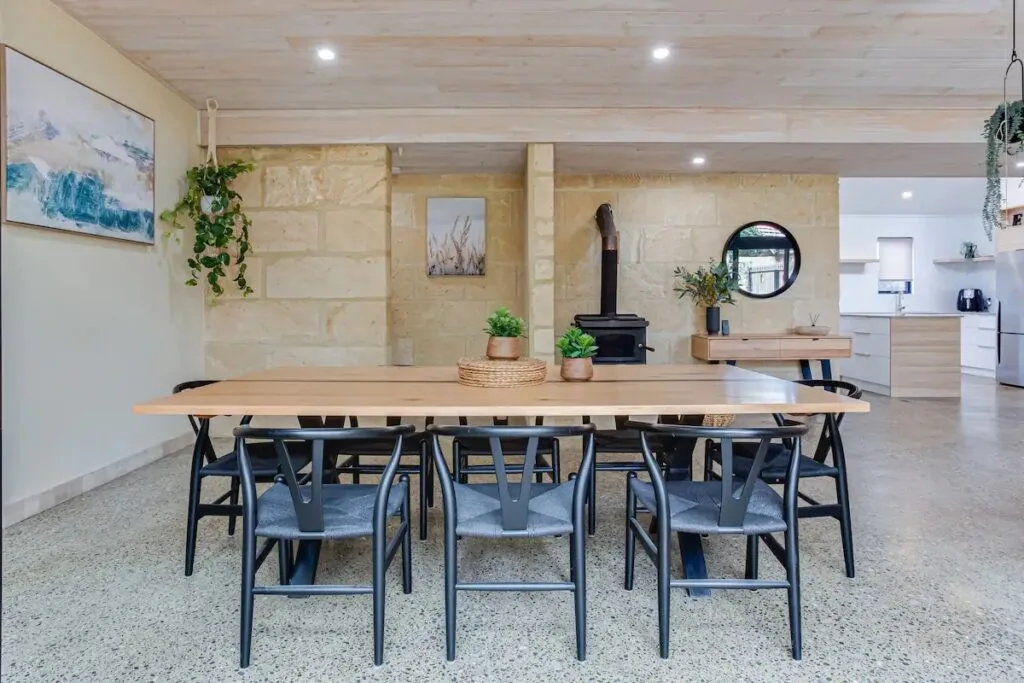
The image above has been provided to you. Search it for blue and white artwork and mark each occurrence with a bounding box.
[3,48,155,244]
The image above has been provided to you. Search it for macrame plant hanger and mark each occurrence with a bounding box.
[200,99,219,214]
[1003,0,1024,228]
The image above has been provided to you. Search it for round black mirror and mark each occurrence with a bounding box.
[722,221,801,299]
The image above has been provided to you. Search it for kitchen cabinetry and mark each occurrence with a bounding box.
[961,314,997,378]
[839,314,961,398]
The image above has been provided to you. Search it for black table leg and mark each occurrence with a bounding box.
[725,360,737,366]
[662,414,711,598]
[799,359,813,380]
[821,359,833,380]
[287,540,324,597]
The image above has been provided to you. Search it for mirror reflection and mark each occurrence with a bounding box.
[722,222,801,298]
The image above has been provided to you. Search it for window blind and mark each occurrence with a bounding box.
[877,237,913,281]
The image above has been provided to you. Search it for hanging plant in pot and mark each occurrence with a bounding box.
[673,258,739,335]
[483,306,526,360]
[556,326,599,381]
[159,159,256,296]
[982,100,1024,239]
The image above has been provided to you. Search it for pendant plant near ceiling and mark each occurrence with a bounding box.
[982,0,1024,240]
[160,160,255,296]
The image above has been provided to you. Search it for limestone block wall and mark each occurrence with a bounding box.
[555,174,839,375]
[525,144,556,363]
[205,145,391,377]
[390,174,525,365]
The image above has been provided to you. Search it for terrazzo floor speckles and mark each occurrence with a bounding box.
[3,377,1024,682]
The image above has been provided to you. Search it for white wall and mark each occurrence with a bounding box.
[1,0,203,524]
[840,213,996,314]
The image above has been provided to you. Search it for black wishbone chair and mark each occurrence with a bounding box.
[235,424,415,668]
[624,421,809,660]
[703,379,862,577]
[428,422,597,662]
[452,416,561,485]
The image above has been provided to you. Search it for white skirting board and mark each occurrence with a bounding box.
[2,432,194,529]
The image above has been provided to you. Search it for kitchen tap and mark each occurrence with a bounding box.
[894,290,906,314]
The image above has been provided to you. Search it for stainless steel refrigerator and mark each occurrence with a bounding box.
[997,250,1024,388]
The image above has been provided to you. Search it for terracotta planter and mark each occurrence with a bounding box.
[560,357,594,382]
[486,336,521,360]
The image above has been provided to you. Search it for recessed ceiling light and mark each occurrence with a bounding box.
[652,46,670,61]
[691,156,706,166]
[317,47,337,62]
[901,191,913,199]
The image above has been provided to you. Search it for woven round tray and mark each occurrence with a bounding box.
[457,357,548,388]
[702,413,736,428]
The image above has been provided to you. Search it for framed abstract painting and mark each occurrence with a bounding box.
[2,47,156,244]
[426,197,486,276]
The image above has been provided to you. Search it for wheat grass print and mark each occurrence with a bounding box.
[427,197,486,276]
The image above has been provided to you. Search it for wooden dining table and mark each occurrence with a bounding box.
[135,363,869,596]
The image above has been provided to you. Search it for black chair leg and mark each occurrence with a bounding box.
[400,475,413,594]
[227,477,240,536]
[785,520,803,661]
[426,450,436,508]
[572,528,587,661]
[443,512,458,661]
[351,454,361,484]
[184,425,207,577]
[587,457,597,537]
[419,445,430,541]
[372,526,387,665]
[834,474,855,579]
[745,534,760,580]
[569,532,577,583]
[624,474,637,590]
[239,510,256,668]
[277,539,293,585]
[656,513,671,659]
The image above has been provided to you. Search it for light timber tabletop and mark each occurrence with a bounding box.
[135,365,869,418]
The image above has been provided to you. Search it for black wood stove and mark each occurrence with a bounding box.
[573,203,653,364]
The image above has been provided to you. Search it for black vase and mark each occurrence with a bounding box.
[705,306,721,335]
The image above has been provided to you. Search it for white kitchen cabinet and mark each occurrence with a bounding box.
[961,314,997,377]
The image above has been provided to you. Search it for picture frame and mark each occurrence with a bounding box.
[426,196,486,276]
[2,46,156,244]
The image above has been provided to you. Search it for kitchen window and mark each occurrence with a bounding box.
[877,237,913,294]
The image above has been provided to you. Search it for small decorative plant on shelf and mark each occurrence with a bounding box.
[794,313,831,337]
[556,326,599,381]
[961,241,979,259]
[483,306,526,360]
[673,259,739,335]
[983,101,1024,240]
[159,159,256,297]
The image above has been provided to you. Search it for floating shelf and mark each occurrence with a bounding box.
[839,258,879,265]
[933,256,995,264]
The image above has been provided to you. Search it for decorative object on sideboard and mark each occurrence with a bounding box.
[981,0,1024,239]
[2,47,156,244]
[426,197,486,276]
[673,258,738,335]
[794,313,831,336]
[483,306,525,360]
[722,221,801,299]
[721,320,731,336]
[556,326,598,382]
[573,203,653,364]
[159,100,254,296]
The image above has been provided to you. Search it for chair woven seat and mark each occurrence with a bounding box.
[628,478,786,535]
[453,482,576,538]
[338,431,430,456]
[728,442,839,480]
[255,481,407,540]
[201,442,312,478]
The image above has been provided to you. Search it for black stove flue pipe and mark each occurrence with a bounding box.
[595,203,618,317]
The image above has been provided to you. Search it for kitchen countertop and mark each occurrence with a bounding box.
[840,312,964,318]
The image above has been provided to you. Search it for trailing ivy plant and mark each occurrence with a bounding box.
[983,101,1024,240]
[159,160,255,296]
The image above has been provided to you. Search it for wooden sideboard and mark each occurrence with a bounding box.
[690,332,853,380]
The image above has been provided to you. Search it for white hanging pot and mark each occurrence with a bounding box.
[200,195,222,216]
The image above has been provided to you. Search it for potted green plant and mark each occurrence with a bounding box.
[673,259,739,335]
[483,306,526,360]
[556,326,599,381]
[983,101,1024,239]
[159,160,256,297]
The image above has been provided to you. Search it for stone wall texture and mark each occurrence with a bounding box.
[390,174,525,365]
[525,144,556,364]
[555,174,839,376]
[205,145,391,378]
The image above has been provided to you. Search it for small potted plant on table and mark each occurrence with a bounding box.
[484,306,526,360]
[673,259,739,335]
[556,326,599,381]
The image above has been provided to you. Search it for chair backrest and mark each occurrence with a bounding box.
[627,421,808,530]
[457,416,544,426]
[428,423,596,532]
[233,425,415,533]
[785,379,861,462]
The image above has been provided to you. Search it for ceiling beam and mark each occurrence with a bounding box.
[201,107,987,147]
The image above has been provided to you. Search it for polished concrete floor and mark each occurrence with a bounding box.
[3,377,1023,682]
